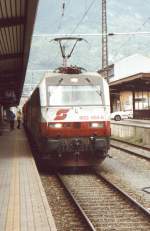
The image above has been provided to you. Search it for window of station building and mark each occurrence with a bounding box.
[135,91,150,110]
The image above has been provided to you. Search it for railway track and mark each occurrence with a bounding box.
[41,174,93,231]
[110,138,150,160]
[57,172,150,230]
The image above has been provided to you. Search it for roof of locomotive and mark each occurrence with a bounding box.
[38,71,106,86]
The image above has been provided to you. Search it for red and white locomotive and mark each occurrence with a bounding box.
[23,68,110,167]
[23,38,111,167]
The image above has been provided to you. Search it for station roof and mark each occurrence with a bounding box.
[0,0,39,107]
[109,73,150,92]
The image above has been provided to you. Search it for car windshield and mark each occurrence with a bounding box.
[47,85,103,106]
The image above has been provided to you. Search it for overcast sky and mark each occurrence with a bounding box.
[25,0,150,85]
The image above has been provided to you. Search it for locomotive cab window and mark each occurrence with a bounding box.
[47,85,103,106]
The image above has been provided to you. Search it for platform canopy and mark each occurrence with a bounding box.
[0,0,39,107]
[109,73,150,93]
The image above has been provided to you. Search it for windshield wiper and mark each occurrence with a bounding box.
[85,78,102,97]
[49,78,63,98]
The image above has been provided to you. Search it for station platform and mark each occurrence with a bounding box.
[111,119,150,147]
[111,119,150,128]
[0,124,57,231]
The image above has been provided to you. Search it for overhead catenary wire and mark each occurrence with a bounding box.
[71,0,96,34]
[33,30,150,70]
[43,0,97,69]
[25,1,150,98]
[32,2,150,76]
[111,16,150,59]
[25,0,150,100]
[57,0,95,33]
[33,32,150,37]
[31,1,150,72]
[33,0,97,70]
[52,0,73,66]
[31,30,150,75]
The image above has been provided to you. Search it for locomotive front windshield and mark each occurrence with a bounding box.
[47,85,103,106]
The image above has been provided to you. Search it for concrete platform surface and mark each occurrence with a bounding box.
[0,127,57,231]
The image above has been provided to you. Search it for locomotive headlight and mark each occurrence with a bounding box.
[54,123,63,128]
[90,122,104,128]
[49,123,63,128]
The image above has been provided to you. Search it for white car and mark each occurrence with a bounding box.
[111,111,133,121]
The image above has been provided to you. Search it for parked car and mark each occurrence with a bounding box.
[111,111,133,121]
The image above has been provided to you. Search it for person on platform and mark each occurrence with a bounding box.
[16,110,22,129]
[7,109,15,130]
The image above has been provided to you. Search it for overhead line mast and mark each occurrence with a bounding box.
[102,0,108,81]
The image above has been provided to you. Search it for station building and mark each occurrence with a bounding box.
[105,54,150,119]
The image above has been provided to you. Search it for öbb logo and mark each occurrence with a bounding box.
[54,109,70,120]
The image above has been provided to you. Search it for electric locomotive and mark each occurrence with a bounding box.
[23,37,111,167]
